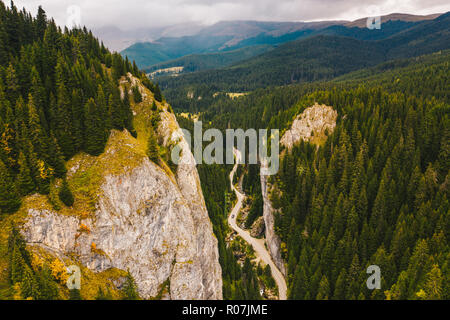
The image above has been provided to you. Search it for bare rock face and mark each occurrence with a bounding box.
[23,146,222,300]
[260,172,286,276]
[250,216,265,238]
[21,74,222,300]
[280,103,337,149]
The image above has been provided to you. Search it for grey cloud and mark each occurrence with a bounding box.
[11,0,450,30]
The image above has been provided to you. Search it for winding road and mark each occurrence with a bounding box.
[228,149,287,300]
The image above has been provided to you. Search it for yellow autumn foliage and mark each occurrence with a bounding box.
[79,223,91,233]
[50,258,68,284]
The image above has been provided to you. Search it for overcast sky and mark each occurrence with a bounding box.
[11,0,450,30]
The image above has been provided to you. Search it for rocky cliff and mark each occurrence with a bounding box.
[260,103,337,277]
[260,172,286,276]
[280,103,337,149]
[20,74,222,300]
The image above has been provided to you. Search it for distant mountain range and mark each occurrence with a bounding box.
[155,11,450,112]
[117,12,444,70]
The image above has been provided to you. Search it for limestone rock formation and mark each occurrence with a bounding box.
[281,103,337,149]
[260,172,286,276]
[250,216,265,238]
[20,74,222,300]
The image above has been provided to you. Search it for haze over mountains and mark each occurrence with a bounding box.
[117,12,445,70]
[146,11,449,114]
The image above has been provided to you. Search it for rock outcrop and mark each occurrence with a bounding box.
[250,216,265,238]
[260,172,286,276]
[281,103,337,149]
[21,74,222,300]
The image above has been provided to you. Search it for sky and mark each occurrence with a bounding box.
[11,0,450,30]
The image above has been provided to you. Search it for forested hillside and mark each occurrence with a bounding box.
[189,50,449,299]
[0,1,157,214]
[274,88,448,299]
[158,12,449,111]
[0,1,160,300]
[145,45,273,75]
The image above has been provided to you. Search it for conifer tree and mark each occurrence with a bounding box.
[84,98,106,156]
[71,89,84,151]
[35,6,47,40]
[27,94,48,158]
[0,159,21,214]
[10,244,25,284]
[69,289,82,300]
[316,276,330,300]
[58,179,74,207]
[17,152,35,196]
[54,83,75,158]
[132,85,142,103]
[154,83,162,102]
[122,272,139,300]
[20,264,39,300]
[147,128,159,163]
[109,92,123,130]
[122,90,136,137]
[36,264,59,300]
[0,18,8,65]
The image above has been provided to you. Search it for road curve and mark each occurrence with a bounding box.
[228,149,287,300]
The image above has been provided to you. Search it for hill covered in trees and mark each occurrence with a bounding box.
[0,1,159,214]
[0,1,165,300]
[158,12,449,112]
[145,45,273,75]
[122,14,442,70]
[186,50,449,300]
[0,1,265,301]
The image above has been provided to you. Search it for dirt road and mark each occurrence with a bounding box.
[228,149,287,300]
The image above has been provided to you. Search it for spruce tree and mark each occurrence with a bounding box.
[132,85,142,103]
[58,179,74,207]
[36,264,59,300]
[122,90,136,137]
[122,272,139,300]
[109,92,123,130]
[69,289,82,300]
[84,98,106,156]
[17,152,35,196]
[0,19,9,66]
[154,84,162,102]
[54,83,75,159]
[0,160,21,214]
[35,6,47,40]
[147,128,159,163]
[20,264,39,300]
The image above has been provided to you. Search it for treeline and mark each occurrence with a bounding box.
[0,1,156,216]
